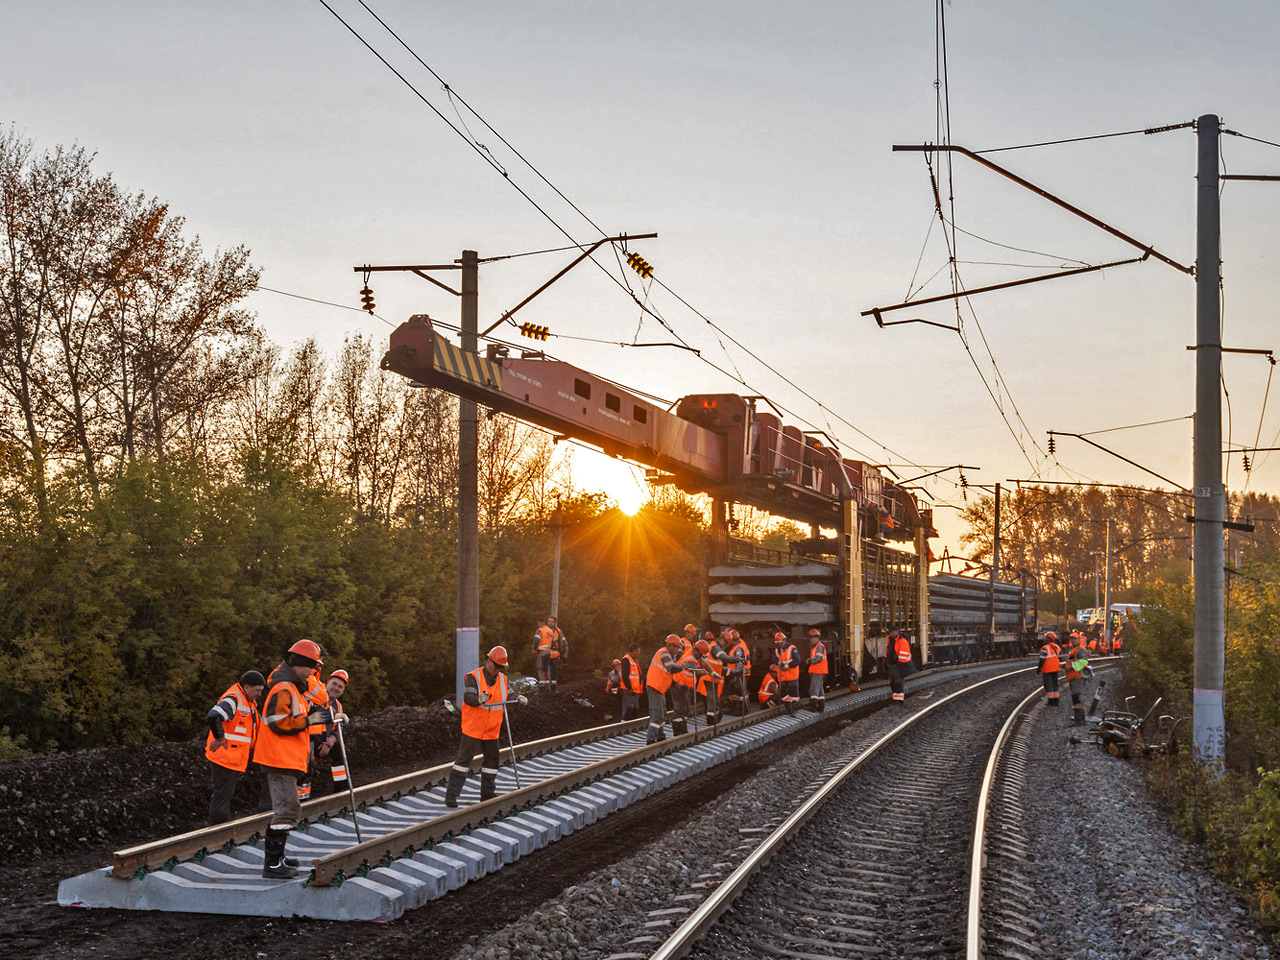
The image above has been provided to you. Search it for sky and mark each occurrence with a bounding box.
[5,0,1280,557]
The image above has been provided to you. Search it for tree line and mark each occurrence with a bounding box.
[0,131,706,757]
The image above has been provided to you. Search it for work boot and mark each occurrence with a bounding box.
[672,718,687,736]
[262,828,299,879]
[480,771,497,801]
[444,767,467,808]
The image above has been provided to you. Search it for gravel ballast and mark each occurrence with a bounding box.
[450,673,1272,960]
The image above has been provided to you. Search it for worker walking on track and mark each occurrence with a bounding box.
[1064,634,1090,725]
[884,628,915,703]
[445,645,527,807]
[646,635,684,743]
[1039,631,1063,706]
[620,643,644,722]
[773,632,800,713]
[205,669,264,825]
[806,629,828,712]
[256,640,339,878]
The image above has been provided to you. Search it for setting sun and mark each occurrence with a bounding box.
[571,448,649,515]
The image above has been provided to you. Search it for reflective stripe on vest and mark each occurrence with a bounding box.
[623,654,643,693]
[331,765,348,783]
[889,636,912,663]
[1041,642,1062,673]
[461,667,508,741]
[674,649,698,688]
[758,676,779,703]
[809,641,828,675]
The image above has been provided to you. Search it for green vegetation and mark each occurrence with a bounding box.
[0,131,705,756]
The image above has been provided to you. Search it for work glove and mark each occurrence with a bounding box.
[332,712,349,724]
[210,738,226,752]
[517,695,528,706]
[478,690,490,704]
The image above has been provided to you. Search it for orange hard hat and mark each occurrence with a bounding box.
[329,669,350,688]
[665,633,683,646]
[807,628,820,637]
[612,658,622,665]
[289,639,323,663]
[774,632,786,642]
[487,645,509,666]
[1045,631,1057,641]
[769,663,780,674]
[704,631,716,640]
[695,639,711,655]
[684,623,697,633]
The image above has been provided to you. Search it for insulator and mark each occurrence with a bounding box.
[1243,453,1251,472]
[626,251,653,279]
[1048,435,1056,455]
[359,286,375,314]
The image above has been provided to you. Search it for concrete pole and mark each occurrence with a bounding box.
[1103,519,1112,643]
[456,249,480,704]
[550,501,562,619]
[989,484,1000,644]
[916,524,930,665]
[1193,115,1226,768]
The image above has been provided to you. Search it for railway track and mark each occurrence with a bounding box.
[58,660,1030,923]
[635,669,1045,960]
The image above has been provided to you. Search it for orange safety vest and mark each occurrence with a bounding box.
[550,627,564,659]
[809,641,828,675]
[888,635,912,664]
[305,671,332,738]
[622,653,643,694]
[698,649,724,696]
[1040,642,1062,673]
[647,647,676,694]
[1064,645,1087,680]
[758,674,779,704]
[326,696,348,782]
[535,625,554,652]
[776,644,800,682]
[728,639,751,675]
[205,683,259,773]
[674,648,699,689]
[460,666,509,741]
[255,666,312,774]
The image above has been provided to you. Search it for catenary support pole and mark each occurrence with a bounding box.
[550,501,562,619]
[989,484,1000,648]
[1103,519,1112,644]
[457,250,480,704]
[1193,115,1226,769]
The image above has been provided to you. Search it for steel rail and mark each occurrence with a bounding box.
[966,686,1041,959]
[647,667,1034,960]
[308,702,792,886]
[111,712,657,878]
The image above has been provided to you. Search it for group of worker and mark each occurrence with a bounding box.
[203,639,352,878]
[1038,629,1096,725]
[600,624,830,745]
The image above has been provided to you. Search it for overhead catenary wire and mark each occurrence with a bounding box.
[319,0,959,497]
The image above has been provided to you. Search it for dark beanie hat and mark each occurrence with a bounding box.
[240,670,266,687]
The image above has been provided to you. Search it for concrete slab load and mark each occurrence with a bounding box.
[58,664,1013,921]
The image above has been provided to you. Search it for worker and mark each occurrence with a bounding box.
[548,615,568,692]
[605,658,623,705]
[532,616,554,690]
[444,645,527,808]
[674,639,703,730]
[695,638,724,725]
[884,628,915,703]
[304,669,350,798]
[620,643,644,722]
[723,628,751,715]
[645,634,684,743]
[1063,635,1090,726]
[205,669,264,826]
[773,632,800,714]
[758,663,781,707]
[256,639,336,879]
[806,629,828,712]
[1039,631,1063,706]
